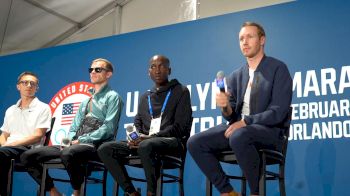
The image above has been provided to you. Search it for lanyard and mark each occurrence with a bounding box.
[148,90,171,118]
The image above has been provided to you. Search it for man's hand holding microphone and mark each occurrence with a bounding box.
[216,71,246,138]
[216,71,232,116]
[126,125,154,149]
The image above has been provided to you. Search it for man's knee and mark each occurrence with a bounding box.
[0,149,6,159]
[20,150,35,166]
[187,134,202,154]
[137,140,154,155]
[229,128,252,150]
[97,142,114,158]
[60,147,73,162]
[188,130,216,154]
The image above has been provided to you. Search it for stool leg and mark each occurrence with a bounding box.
[279,164,286,196]
[113,181,119,196]
[7,159,15,196]
[259,153,267,196]
[80,175,86,196]
[103,169,108,196]
[40,164,48,196]
[179,167,184,196]
[156,167,163,196]
[241,175,246,196]
[205,178,213,196]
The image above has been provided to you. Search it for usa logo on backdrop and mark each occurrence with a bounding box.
[49,82,94,145]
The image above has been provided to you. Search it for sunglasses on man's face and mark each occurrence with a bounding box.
[88,67,109,73]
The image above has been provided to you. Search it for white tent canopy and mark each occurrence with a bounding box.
[0,0,292,56]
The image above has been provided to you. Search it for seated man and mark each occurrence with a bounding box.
[21,58,123,196]
[0,71,51,196]
[187,22,293,196]
[98,55,192,196]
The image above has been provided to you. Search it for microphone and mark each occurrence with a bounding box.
[126,125,140,141]
[216,71,225,93]
[60,137,71,150]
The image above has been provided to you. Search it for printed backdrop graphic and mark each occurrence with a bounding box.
[1,0,350,195]
[49,82,94,145]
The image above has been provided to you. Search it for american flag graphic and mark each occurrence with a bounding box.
[61,102,80,125]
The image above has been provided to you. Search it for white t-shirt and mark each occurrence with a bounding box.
[241,68,255,116]
[1,97,51,147]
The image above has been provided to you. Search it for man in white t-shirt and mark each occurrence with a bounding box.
[0,71,51,196]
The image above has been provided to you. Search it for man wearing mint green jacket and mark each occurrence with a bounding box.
[21,58,123,196]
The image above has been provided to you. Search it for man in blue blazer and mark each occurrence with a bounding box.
[187,22,293,196]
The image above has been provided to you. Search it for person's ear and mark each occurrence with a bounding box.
[106,71,113,79]
[260,36,266,46]
[168,67,171,75]
[16,84,20,91]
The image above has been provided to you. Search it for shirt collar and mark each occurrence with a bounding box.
[245,55,267,71]
[89,84,110,97]
[16,97,38,109]
[150,79,179,93]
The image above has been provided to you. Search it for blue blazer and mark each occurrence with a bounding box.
[225,55,292,128]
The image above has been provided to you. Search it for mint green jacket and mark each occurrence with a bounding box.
[68,84,123,145]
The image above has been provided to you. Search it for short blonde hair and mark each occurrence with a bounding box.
[242,21,266,38]
[92,58,114,72]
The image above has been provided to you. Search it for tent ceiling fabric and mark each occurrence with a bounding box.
[0,0,129,55]
[0,0,292,56]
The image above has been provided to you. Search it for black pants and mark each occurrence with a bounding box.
[0,146,30,196]
[20,144,99,191]
[98,137,182,195]
[187,124,283,195]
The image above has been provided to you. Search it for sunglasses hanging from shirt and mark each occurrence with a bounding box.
[73,97,103,144]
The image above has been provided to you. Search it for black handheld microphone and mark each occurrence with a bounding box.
[126,125,140,141]
[216,71,225,93]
